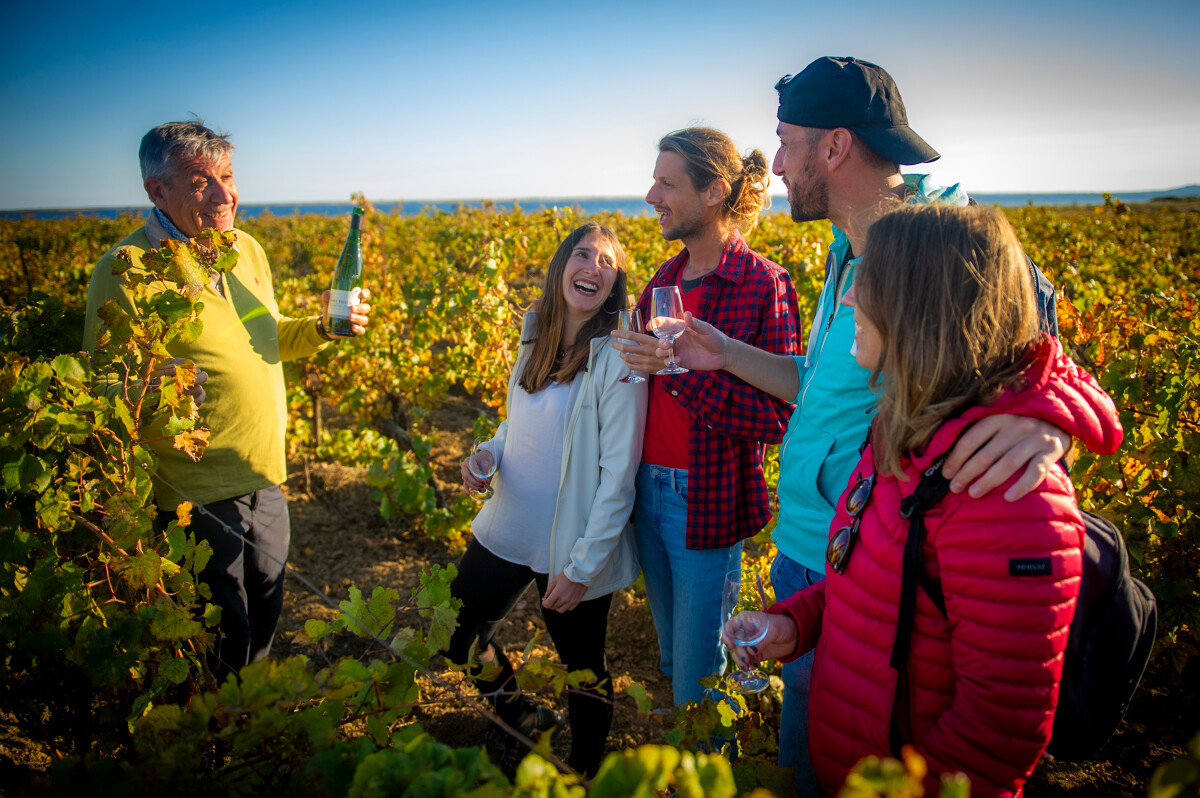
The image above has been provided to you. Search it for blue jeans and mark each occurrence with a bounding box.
[634,463,744,707]
[771,551,825,798]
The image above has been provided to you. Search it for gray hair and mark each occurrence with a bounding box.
[139,119,234,182]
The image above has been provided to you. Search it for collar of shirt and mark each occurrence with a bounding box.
[148,208,227,297]
[152,208,192,243]
[656,229,752,288]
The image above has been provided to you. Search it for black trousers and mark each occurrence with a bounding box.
[164,485,290,684]
[446,539,614,775]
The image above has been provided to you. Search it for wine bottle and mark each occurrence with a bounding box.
[324,207,364,337]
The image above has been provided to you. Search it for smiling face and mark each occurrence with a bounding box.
[841,284,882,370]
[560,231,619,327]
[773,122,829,223]
[645,150,716,242]
[144,152,239,237]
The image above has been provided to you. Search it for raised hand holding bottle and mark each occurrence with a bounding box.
[324,207,364,338]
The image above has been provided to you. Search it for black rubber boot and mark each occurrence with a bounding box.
[565,676,613,778]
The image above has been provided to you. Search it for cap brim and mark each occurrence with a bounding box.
[855,126,940,165]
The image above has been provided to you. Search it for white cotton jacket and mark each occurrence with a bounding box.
[487,313,646,600]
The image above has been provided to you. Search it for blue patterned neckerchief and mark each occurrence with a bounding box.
[153,207,192,242]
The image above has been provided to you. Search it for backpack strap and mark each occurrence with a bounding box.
[888,451,954,756]
[890,454,951,671]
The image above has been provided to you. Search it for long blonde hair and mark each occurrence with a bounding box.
[518,222,628,393]
[855,204,1041,478]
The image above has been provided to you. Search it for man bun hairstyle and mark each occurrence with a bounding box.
[658,127,770,233]
[140,118,234,182]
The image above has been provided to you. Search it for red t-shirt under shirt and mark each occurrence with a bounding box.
[640,276,704,470]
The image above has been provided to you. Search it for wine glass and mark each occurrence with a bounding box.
[721,569,770,694]
[649,285,689,375]
[467,437,497,501]
[618,309,646,384]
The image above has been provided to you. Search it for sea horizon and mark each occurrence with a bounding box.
[3,185,1198,221]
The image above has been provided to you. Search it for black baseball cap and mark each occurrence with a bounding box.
[776,56,939,165]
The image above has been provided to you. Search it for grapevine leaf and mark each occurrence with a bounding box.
[158,657,190,685]
[389,627,416,656]
[165,522,186,562]
[118,550,162,591]
[171,428,210,461]
[51,354,86,388]
[304,619,329,642]
[626,681,653,716]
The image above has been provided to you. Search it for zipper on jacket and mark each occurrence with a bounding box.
[783,251,852,464]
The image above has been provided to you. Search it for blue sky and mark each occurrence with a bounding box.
[2,0,1197,210]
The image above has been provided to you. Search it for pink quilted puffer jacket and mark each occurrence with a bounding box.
[769,336,1123,797]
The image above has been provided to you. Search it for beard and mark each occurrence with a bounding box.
[662,214,705,242]
[787,155,830,223]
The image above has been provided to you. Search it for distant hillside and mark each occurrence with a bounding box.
[969,185,1200,207]
[1110,185,1200,202]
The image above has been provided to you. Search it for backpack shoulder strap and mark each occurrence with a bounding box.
[890,453,952,671]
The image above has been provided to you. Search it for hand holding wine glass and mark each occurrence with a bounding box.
[721,568,770,694]
[464,437,497,501]
[649,285,689,375]
[617,309,646,384]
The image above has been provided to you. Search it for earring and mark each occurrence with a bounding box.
[601,294,620,315]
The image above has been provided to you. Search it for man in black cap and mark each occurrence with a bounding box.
[646,56,1067,795]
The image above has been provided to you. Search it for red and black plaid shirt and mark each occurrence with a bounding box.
[635,231,800,550]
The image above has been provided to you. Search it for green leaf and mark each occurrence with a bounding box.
[389,627,416,656]
[164,522,186,562]
[626,681,653,716]
[158,657,190,685]
[127,693,154,730]
[150,603,201,640]
[51,354,87,387]
[336,584,400,639]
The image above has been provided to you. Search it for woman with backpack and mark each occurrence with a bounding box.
[725,204,1123,796]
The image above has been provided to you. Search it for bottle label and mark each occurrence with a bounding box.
[328,287,360,320]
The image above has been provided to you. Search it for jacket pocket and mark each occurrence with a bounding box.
[778,415,837,519]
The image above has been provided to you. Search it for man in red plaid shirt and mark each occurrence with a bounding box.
[611,128,800,706]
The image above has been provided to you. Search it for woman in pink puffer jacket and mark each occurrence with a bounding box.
[728,204,1123,797]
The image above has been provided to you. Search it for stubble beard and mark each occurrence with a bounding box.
[787,158,830,224]
[660,207,706,243]
[663,217,704,243]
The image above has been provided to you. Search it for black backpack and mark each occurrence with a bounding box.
[889,454,1157,761]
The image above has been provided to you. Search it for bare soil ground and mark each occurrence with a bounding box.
[273,395,1193,795]
[274,394,678,773]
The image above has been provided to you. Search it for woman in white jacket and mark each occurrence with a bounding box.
[447,221,647,777]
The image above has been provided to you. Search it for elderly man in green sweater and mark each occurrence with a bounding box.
[83,120,371,683]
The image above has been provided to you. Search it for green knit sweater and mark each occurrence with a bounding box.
[83,224,328,510]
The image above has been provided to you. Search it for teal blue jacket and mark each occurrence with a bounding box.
[772,176,971,571]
